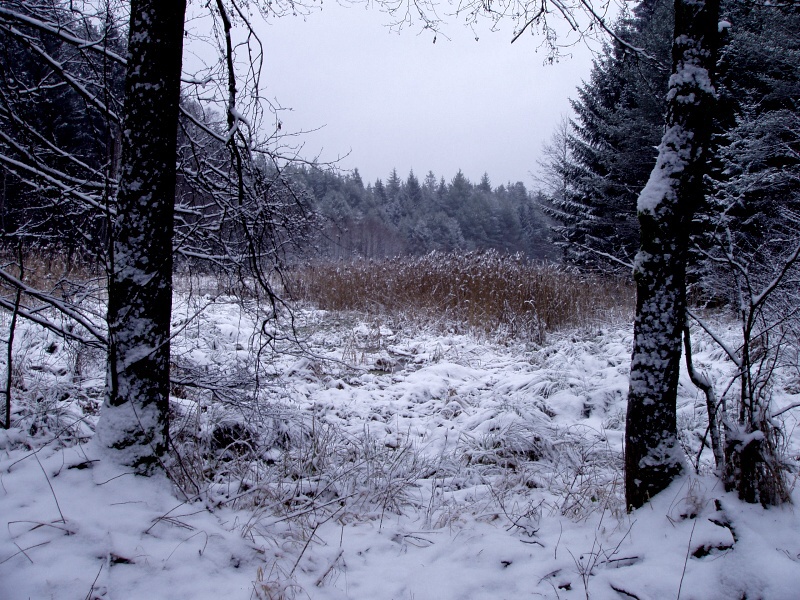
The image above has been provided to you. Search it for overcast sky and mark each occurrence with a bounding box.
[252,3,598,188]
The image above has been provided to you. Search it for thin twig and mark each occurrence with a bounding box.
[84,561,103,600]
[610,584,642,600]
[289,521,321,577]
[314,549,344,587]
[0,540,49,565]
[676,519,697,600]
[34,452,66,524]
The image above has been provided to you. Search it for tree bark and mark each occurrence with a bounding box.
[97,0,187,473]
[625,0,720,510]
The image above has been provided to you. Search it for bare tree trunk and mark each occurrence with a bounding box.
[97,0,187,473]
[625,0,720,510]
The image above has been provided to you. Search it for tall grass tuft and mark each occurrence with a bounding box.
[289,251,633,342]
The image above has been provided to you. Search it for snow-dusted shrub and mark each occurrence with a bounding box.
[0,319,102,450]
[544,425,624,520]
[460,415,551,471]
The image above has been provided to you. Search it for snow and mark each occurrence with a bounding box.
[668,62,715,102]
[637,48,715,217]
[2,299,800,599]
[636,124,691,215]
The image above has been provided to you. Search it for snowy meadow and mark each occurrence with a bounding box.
[1,259,800,600]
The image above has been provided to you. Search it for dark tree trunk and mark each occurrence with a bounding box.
[98,0,187,473]
[625,0,720,510]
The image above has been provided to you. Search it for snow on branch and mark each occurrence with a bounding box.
[0,6,127,65]
[686,309,742,368]
[0,269,107,346]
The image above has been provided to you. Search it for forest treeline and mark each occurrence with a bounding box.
[291,167,557,260]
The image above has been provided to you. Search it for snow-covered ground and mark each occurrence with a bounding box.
[1,296,799,599]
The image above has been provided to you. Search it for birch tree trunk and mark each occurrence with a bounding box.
[97,0,187,473]
[625,0,720,510]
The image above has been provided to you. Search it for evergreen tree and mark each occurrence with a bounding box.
[385,168,402,201]
[351,168,364,189]
[403,170,422,208]
[478,172,492,193]
[710,3,800,252]
[423,170,438,194]
[446,170,472,217]
[373,178,387,205]
[436,177,448,206]
[384,168,403,226]
[541,0,672,269]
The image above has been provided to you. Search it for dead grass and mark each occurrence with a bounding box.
[288,252,634,342]
[0,246,101,278]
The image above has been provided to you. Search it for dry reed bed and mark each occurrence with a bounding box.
[288,252,634,342]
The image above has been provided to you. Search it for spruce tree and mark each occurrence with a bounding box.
[542,0,672,268]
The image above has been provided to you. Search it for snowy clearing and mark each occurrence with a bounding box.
[1,297,799,599]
